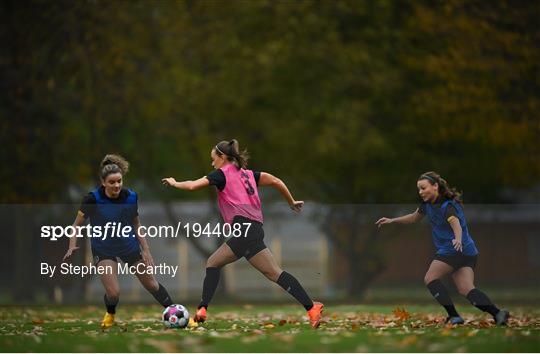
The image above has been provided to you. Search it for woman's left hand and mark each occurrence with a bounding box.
[452,238,463,252]
[141,248,155,267]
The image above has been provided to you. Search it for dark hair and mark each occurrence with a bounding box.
[214,139,249,169]
[418,171,463,203]
[100,154,129,180]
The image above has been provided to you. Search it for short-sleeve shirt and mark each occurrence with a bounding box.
[418,196,457,221]
[206,169,261,191]
[419,197,478,256]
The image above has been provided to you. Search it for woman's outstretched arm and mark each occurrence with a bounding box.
[162,176,209,191]
[258,172,303,212]
[375,209,424,228]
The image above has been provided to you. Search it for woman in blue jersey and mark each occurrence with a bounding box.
[62,154,174,328]
[376,171,509,326]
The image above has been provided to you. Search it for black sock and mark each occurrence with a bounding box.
[466,288,500,317]
[150,283,173,308]
[104,294,118,314]
[198,267,221,309]
[426,280,459,317]
[276,271,314,311]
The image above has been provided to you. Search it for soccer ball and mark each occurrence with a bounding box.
[162,304,190,328]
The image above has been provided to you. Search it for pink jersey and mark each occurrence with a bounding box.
[217,164,263,225]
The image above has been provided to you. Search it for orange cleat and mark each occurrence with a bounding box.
[307,301,324,328]
[193,307,207,323]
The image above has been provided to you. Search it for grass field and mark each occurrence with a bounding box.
[1,304,539,352]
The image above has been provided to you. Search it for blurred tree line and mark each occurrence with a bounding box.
[1,0,539,300]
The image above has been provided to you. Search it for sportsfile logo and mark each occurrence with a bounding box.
[40,222,252,241]
[42,222,136,241]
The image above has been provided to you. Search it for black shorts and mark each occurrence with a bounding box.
[433,253,478,271]
[92,248,142,267]
[226,216,266,260]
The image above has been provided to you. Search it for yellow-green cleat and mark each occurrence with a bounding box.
[101,312,115,329]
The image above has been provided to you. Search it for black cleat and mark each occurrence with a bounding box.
[446,316,465,325]
[494,309,510,326]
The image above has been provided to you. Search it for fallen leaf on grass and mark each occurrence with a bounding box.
[410,320,424,328]
[466,329,479,337]
[393,307,411,321]
[477,320,492,328]
[345,312,358,320]
[134,326,157,333]
[85,330,100,337]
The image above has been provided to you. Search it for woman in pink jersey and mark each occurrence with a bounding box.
[162,139,324,328]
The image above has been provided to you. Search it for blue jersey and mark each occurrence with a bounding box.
[422,199,478,256]
[83,187,140,256]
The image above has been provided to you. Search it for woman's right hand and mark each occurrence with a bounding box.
[290,200,304,213]
[375,217,394,228]
[63,246,79,261]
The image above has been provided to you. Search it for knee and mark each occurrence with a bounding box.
[206,259,216,268]
[424,274,436,285]
[456,284,474,297]
[264,271,279,282]
[144,279,159,292]
[206,255,227,269]
[264,268,282,283]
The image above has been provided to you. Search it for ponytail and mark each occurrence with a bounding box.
[418,171,463,204]
[214,139,249,169]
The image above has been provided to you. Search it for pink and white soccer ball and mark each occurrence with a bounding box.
[162,304,189,328]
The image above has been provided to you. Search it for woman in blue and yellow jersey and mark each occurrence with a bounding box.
[63,154,174,328]
[376,171,509,326]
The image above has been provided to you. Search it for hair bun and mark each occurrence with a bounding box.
[100,154,129,175]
